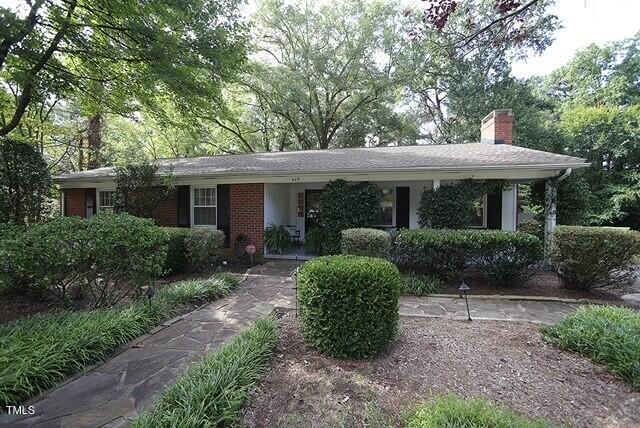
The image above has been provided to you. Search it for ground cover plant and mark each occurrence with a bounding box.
[542,306,640,390]
[298,255,401,358]
[0,274,238,408]
[406,394,554,428]
[133,316,278,428]
[551,226,640,289]
[402,273,443,295]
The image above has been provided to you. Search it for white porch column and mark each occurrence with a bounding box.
[433,179,440,190]
[543,179,558,265]
[501,185,517,231]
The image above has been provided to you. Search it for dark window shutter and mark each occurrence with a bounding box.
[486,191,502,230]
[395,187,410,229]
[177,186,190,227]
[217,184,230,248]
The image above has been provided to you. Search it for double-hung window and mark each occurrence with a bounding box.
[98,190,115,212]
[376,187,394,226]
[193,187,217,227]
[469,195,487,228]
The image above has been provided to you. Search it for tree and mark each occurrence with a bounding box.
[0,0,248,138]
[222,0,417,151]
[0,137,51,225]
[113,162,173,220]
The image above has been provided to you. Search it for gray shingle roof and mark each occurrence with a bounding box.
[54,143,589,182]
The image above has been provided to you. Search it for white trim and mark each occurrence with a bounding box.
[96,188,116,213]
[191,185,217,229]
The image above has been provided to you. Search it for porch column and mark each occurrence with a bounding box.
[501,184,517,231]
[433,179,440,190]
[543,178,558,266]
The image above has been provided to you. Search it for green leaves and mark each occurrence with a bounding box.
[264,223,293,255]
[298,255,401,358]
[551,226,640,290]
[341,228,392,259]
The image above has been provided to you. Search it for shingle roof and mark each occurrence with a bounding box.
[54,143,589,182]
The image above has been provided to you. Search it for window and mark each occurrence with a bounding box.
[193,187,217,227]
[98,191,115,212]
[469,195,487,228]
[376,188,394,226]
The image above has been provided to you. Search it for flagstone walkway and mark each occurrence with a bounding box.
[1,261,586,428]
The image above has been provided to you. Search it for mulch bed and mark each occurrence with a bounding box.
[242,313,640,427]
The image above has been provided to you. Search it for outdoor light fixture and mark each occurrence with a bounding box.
[458,280,472,321]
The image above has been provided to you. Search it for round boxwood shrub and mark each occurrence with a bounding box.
[298,255,401,358]
[341,228,391,258]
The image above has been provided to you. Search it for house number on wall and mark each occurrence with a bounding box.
[291,177,301,182]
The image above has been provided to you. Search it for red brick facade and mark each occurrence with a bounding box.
[63,187,178,227]
[480,109,513,145]
[63,188,87,218]
[230,183,264,253]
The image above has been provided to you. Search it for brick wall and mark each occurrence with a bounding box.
[480,109,514,145]
[230,183,264,253]
[63,188,88,218]
[152,187,178,227]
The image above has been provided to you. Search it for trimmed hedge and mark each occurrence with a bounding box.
[163,228,225,274]
[133,316,278,428]
[392,229,542,285]
[542,306,640,390]
[0,274,239,408]
[407,395,553,428]
[341,228,392,258]
[551,226,640,290]
[298,256,401,358]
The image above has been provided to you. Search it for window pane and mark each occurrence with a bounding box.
[194,207,217,225]
[194,188,216,206]
[376,188,393,225]
[100,191,114,208]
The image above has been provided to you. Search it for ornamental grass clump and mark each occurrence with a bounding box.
[541,306,640,390]
[298,255,401,358]
[133,316,278,428]
[407,394,554,428]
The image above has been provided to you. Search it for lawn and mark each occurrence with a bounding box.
[0,273,239,408]
[242,313,639,427]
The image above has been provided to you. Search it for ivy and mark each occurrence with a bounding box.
[417,180,504,229]
[0,138,52,225]
[319,180,382,255]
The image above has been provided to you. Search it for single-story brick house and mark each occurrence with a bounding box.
[54,110,589,258]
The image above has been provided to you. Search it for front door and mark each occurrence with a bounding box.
[304,189,322,234]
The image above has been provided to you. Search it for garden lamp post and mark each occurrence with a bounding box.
[458,281,471,321]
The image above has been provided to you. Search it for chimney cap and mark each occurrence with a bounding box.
[481,109,513,125]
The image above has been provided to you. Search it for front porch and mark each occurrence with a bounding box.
[263,179,520,260]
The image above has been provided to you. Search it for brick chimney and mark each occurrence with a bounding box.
[480,109,513,145]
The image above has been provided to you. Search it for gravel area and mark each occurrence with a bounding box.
[242,313,640,427]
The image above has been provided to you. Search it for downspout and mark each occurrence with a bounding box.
[543,168,572,267]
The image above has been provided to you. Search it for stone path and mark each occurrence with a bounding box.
[1,261,585,428]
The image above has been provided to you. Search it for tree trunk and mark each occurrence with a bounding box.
[86,113,103,169]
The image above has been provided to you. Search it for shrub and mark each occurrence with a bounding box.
[84,213,168,306]
[401,274,442,295]
[304,226,326,255]
[407,394,553,428]
[541,306,640,390]
[113,161,174,219]
[163,227,192,274]
[0,214,168,307]
[341,228,391,258]
[298,256,401,358]
[264,223,293,254]
[417,180,503,229]
[0,216,90,304]
[0,137,52,225]
[133,316,278,428]
[518,219,544,241]
[0,223,26,293]
[319,180,382,254]
[0,274,239,407]
[551,226,640,289]
[392,229,542,285]
[184,229,225,271]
